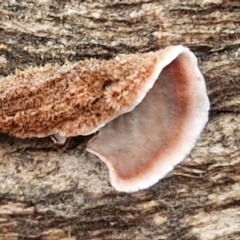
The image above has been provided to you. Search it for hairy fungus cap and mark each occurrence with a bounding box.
[86,46,210,192]
[0,46,189,139]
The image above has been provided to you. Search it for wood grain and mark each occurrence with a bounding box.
[0,0,239,239]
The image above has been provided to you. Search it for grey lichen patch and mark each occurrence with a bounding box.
[77,152,112,193]
[0,136,112,203]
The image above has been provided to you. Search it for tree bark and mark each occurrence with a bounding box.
[0,0,239,239]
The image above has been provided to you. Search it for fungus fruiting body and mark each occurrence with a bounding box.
[87,46,210,192]
[0,45,210,192]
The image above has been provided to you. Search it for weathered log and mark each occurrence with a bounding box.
[0,0,239,239]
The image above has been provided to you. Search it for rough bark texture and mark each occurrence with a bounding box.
[0,0,240,239]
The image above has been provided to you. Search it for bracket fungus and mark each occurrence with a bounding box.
[0,45,209,192]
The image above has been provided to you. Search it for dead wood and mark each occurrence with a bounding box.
[0,0,239,239]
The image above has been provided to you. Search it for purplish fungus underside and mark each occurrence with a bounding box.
[0,45,209,192]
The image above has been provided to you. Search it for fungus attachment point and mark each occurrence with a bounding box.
[87,47,209,192]
[50,134,68,146]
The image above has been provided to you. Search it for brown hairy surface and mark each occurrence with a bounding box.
[0,52,157,137]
